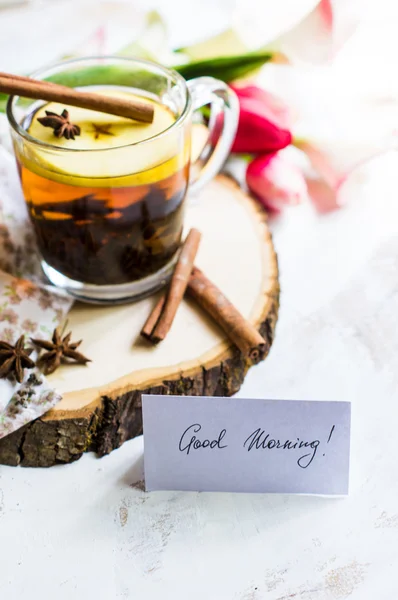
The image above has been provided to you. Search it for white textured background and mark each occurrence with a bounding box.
[0,1,398,598]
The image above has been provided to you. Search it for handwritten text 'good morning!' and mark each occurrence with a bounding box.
[178,424,336,469]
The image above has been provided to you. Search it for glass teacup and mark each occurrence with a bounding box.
[7,57,238,303]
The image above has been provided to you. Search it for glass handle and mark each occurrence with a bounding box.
[187,77,239,194]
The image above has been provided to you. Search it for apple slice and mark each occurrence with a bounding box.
[25,90,190,186]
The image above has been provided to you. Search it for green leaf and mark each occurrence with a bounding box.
[173,51,273,82]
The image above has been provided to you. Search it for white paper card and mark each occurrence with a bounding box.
[142,396,351,495]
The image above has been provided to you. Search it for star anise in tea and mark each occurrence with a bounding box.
[0,335,35,383]
[37,109,81,140]
[91,123,114,139]
[31,327,91,375]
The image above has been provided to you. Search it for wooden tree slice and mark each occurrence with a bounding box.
[0,175,279,467]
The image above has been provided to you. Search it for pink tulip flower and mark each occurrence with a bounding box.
[295,140,345,212]
[296,126,396,212]
[266,57,397,212]
[275,0,361,64]
[246,151,308,213]
[232,0,360,65]
[231,84,292,154]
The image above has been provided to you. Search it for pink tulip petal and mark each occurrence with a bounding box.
[246,151,308,213]
[297,140,343,189]
[231,84,292,129]
[306,178,340,213]
[297,140,345,212]
[319,0,333,28]
[296,139,391,213]
[231,85,293,154]
[232,0,321,50]
[276,0,360,64]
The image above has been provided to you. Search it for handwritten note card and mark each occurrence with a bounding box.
[142,396,351,495]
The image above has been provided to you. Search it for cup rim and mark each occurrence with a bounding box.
[6,55,192,154]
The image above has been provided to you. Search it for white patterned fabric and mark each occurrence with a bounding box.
[0,116,73,439]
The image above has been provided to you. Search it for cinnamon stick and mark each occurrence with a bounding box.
[147,229,202,343]
[0,72,58,87]
[187,267,267,364]
[0,72,154,123]
[141,295,166,341]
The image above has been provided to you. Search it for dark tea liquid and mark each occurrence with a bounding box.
[20,162,189,284]
[18,91,190,285]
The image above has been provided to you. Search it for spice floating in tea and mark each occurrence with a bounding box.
[31,327,91,375]
[91,123,115,139]
[38,109,81,140]
[0,335,35,383]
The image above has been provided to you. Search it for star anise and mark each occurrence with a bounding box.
[0,335,35,383]
[91,123,114,139]
[31,327,91,375]
[37,109,81,140]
